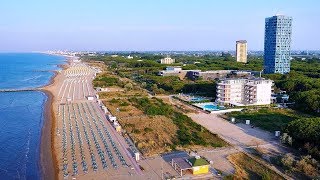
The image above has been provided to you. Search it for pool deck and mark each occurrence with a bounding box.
[175,94,211,103]
[193,102,243,114]
[208,108,243,114]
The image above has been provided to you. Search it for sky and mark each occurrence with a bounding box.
[0,0,319,52]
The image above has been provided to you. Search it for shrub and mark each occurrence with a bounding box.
[109,98,119,104]
[120,101,130,106]
[144,127,153,133]
[124,82,133,90]
[281,153,294,171]
[296,155,319,177]
[132,129,141,134]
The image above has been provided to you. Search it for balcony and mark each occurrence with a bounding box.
[216,94,225,98]
[217,85,231,89]
[217,86,224,90]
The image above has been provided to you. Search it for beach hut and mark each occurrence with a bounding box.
[135,152,140,161]
[86,96,94,101]
[108,115,117,122]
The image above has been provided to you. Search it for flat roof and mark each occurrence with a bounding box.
[172,158,192,170]
[162,151,189,162]
[236,40,247,43]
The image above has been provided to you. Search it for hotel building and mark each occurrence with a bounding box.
[236,40,248,63]
[264,15,293,74]
[216,78,273,106]
[160,56,175,64]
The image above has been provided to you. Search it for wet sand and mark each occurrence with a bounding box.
[40,57,70,180]
[40,90,56,180]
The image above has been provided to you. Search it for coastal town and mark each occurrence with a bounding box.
[44,45,320,179]
[43,14,320,178]
[1,1,320,180]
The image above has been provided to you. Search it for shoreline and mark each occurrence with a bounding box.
[40,89,56,180]
[39,69,61,180]
[40,55,71,180]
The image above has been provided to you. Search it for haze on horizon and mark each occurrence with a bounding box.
[0,0,319,52]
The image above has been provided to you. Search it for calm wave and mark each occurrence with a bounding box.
[0,53,65,180]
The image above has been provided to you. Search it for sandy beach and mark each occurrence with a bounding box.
[40,89,56,180]
[40,56,153,179]
[40,57,70,180]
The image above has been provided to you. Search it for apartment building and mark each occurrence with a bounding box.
[236,40,248,63]
[264,15,293,74]
[216,78,273,106]
[160,56,175,64]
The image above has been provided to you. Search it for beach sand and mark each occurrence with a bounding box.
[40,58,70,180]
[40,90,56,180]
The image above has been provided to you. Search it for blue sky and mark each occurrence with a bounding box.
[0,0,319,51]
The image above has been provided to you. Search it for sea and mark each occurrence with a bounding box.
[0,53,65,180]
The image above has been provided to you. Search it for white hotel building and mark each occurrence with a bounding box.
[160,56,175,64]
[216,78,273,106]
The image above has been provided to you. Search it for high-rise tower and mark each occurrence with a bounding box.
[264,15,293,74]
[236,40,248,63]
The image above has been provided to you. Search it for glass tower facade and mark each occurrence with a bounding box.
[264,15,293,74]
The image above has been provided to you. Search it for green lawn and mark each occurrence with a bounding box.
[227,108,311,132]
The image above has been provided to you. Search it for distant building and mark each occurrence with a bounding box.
[159,66,182,76]
[166,66,182,71]
[229,70,252,78]
[236,40,248,63]
[187,70,252,80]
[264,15,293,74]
[159,68,254,81]
[216,78,273,106]
[158,66,193,80]
[160,56,175,64]
[188,70,233,80]
[127,55,133,59]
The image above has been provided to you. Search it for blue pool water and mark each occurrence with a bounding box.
[195,103,224,111]
[0,53,65,179]
[203,104,219,111]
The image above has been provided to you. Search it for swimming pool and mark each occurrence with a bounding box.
[194,102,224,111]
[203,104,219,111]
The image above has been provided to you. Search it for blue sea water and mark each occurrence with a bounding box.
[0,53,65,180]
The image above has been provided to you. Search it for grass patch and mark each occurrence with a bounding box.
[227,108,310,132]
[129,96,227,148]
[93,75,121,87]
[109,98,119,104]
[228,153,284,180]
